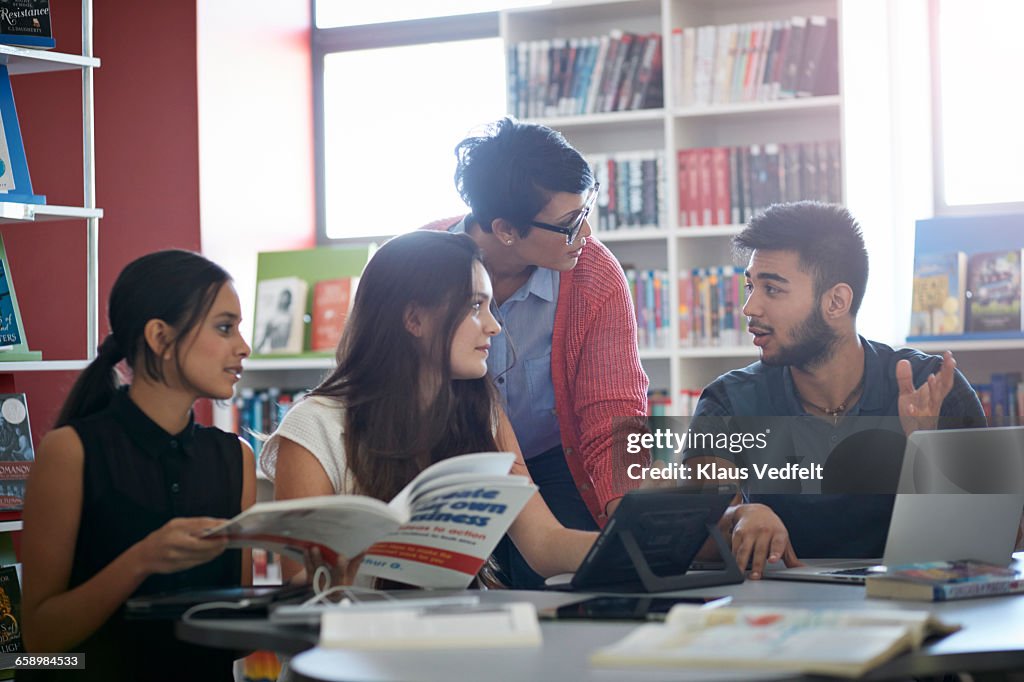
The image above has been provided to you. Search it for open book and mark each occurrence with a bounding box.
[591,605,959,678]
[203,452,536,589]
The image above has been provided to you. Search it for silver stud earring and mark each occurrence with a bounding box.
[506,240,513,246]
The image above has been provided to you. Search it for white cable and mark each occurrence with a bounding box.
[181,599,254,624]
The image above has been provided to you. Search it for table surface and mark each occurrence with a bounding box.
[176,578,1024,682]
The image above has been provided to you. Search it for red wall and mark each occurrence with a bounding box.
[2,0,204,440]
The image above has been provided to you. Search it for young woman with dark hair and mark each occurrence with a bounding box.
[260,230,597,584]
[20,250,256,681]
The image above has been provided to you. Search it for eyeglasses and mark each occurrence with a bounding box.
[529,182,600,246]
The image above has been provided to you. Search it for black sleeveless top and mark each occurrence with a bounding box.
[29,389,243,681]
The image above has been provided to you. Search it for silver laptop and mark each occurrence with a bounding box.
[765,425,1024,584]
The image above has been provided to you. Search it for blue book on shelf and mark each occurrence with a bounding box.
[0,65,45,204]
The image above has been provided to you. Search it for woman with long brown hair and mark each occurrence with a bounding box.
[260,230,596,583]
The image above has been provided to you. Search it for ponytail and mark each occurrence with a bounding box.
[54,334,125,428]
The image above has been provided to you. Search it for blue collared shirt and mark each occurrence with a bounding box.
[449,218,562,458]
[687,337,986,558]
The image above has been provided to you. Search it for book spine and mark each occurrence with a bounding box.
[936,579,1024,601]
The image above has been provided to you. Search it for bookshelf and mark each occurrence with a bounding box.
[0,32,103,368]
[502,0,844,412]
[0,4,100,598]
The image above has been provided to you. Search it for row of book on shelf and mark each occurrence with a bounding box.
[589,151,666,231]
[678,140,841,228]
[973,372,1024,425]
[251,275,357,356]
[671,16,838,108]
[910,249,1023,337]
[216,388,306,464]
[507,30,663,119]
[624,267,671,350]
[625,266,750,351]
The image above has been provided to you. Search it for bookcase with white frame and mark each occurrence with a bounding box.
[502,0,843,413]
[233,1,1017,421]
[0,3,103,535]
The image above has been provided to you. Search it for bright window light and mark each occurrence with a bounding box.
[316,0,549,28]
[323,39,506,239]
[938,0,1024,207]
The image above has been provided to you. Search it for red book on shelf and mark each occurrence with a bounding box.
[710,147,731,225]
[697,148,714,227]
[311,278,357,352]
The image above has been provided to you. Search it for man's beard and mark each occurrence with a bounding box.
[760,305,839,370]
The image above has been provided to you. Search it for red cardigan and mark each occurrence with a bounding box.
[423,217,649,523]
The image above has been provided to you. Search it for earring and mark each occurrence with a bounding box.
[506,240,513,246]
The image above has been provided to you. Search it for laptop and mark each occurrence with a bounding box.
[765,425,1024,584]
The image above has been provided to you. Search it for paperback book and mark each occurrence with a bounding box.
[310,277,357,352]
[865,560,1024,602]
[0,0,54,49]
[0,394,32,510]
[204,452,536,589]
[965,250,1023,334]
[0,262,22,350]
[252,276,308,355]
[0,565,21,657]
[909,251,967,337]
[592,604,957,678]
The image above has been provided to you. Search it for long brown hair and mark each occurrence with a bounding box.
[312,231,499,501]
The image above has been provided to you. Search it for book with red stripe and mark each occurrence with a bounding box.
[203,452,535,589]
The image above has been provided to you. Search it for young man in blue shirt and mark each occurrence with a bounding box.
[688,201,985,575]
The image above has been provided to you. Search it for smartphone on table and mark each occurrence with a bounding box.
[545,595,731,622]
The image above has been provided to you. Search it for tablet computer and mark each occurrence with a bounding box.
[565,486,742,593]
[125,583,311,620]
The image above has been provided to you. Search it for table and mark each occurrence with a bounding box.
[176,580,1024,681]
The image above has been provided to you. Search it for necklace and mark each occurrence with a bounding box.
[799,375,865,425]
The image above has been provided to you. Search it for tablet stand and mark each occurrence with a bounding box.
[618,522,744,592]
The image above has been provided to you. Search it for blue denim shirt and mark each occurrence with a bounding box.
[450,218,561,459]
[689,337,985,558]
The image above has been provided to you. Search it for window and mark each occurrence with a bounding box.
[932,0,1024,212]
[314,4,539,241]
[316,0,548,28]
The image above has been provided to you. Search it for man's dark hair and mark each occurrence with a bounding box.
[454,117,593,236]
[733,201,869,315]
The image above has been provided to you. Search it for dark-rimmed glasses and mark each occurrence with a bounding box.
[529,182,600,245]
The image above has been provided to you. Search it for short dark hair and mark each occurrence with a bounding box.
[733,201,869,315]
[454,117,594,235]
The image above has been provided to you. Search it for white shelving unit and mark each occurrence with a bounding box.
[0,2,102,373]
[228,0,1020,416]
[502,0,844,412]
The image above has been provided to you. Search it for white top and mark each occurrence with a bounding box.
[260,396,360,495]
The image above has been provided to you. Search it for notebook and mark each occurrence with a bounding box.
[766,426,1024,584]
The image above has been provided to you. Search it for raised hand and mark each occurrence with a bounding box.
[134,517,229,575]
[896,350,957,435]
